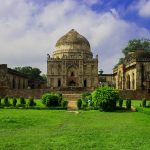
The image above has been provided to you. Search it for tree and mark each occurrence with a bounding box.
[122,39,150,56]
[114,39,150,68]
[14,66,46,81]
[114,58,124,68]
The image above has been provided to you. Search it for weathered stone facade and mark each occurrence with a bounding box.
[113,50,150,91]
[47,29,99,90]
[0,64,28,91]
[99,74,114,87]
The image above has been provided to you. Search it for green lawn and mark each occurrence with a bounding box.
[0,109,150,150]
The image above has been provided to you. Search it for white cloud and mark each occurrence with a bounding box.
[81,0,99,5]
[0,0,150,74]
[137,0,150,17]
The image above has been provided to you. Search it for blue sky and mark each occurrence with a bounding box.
[0,0,150,73]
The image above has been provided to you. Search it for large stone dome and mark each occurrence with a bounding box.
[53,29,92,58]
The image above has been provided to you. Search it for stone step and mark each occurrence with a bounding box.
[67,100,77,111]
[63,94,81,101]
[63,94,81,111]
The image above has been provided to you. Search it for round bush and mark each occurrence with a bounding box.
[42,93,51,104]
[92,86,119,111]
[42,93,59,107]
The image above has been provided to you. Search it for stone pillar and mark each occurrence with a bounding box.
[136,63,144,90]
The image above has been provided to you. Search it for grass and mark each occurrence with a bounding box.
[1,109,150,149]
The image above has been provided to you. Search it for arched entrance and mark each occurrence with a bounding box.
[67,65,78,87]
[126,74,131,89]
[69,80,76,86]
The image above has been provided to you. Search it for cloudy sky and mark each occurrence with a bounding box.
[0,0,150,73]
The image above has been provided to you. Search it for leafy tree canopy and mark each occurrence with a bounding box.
[14,66,47,81]
[122,39,150,56]
[114,39,150,68]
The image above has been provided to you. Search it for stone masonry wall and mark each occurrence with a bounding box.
[119,90,150,99]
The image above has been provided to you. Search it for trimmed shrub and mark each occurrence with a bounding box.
[20,97,26,105]
[82,92,91,101]
[86,95,93,106]
[119,98,123,108]
[77,99,82,109]
[4,96,9,106]
[82,101,87,110]
[42,93,51,104]
[81,92,91,109]
[0,96,1,106]
[147,101,150,108]
[12,97,17,107]
[61,100,68,108]
[92,86,119,111]
[142,98,146,107]
[42,93,59,107]
[58,93,63,106]
[28,97,36,106]
[126,99,131,110]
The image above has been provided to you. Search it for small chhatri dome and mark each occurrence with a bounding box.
[55,29,91,50]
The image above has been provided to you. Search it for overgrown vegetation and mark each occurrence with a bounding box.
[114,39,150,68]
[14,66,47,81]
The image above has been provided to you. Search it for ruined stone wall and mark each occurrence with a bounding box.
[119,90,150,99]
[6,89,50,98]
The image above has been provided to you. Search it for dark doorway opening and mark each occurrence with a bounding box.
[84,80,87,87]
[13,78,15,89]
[58,79,61,87]
[71,72,74,76]
[69,80,76,86]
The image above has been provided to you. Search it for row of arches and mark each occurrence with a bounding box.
[117,72,135,90]
[10,77,28,89]
[126,73,135,90]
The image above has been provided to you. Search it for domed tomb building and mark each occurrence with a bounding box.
[47,29,98,90]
